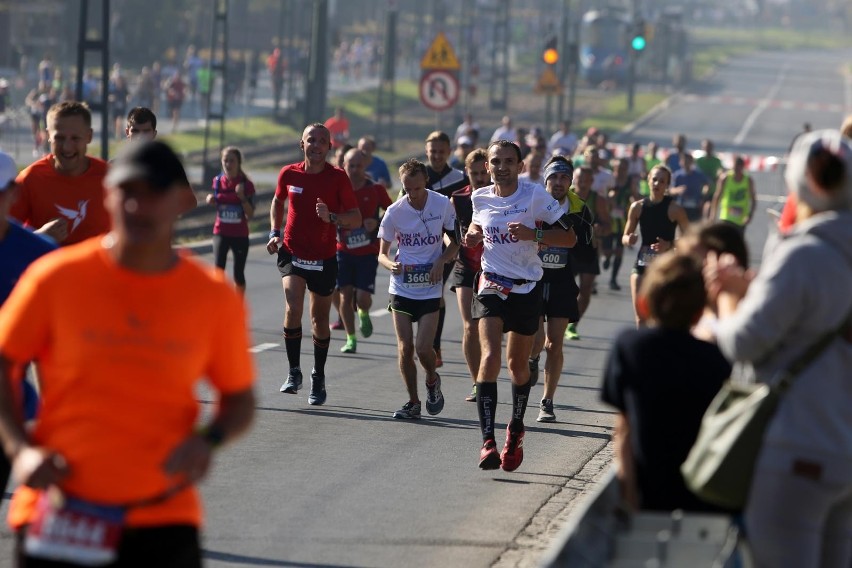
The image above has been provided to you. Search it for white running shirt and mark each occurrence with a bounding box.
[471,180,563,290]
[378,190,456,300]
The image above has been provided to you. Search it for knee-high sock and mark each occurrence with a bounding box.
[611,256,623,282]
[476,382,498,442]
[509,380,532,433]
[283,327,302,369]
[313,335,330,375]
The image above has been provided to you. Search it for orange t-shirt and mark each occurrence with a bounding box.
[0,238,255,528]
[323,116,350,149]
[11,156,111,245]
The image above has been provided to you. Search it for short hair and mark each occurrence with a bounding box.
[648,164,672,185]
[398,158,428,181]
[425,131,451,146]
[682,221,750,268]
[344,148,366,163]
[46,101,92,128]
[303,123,330,139]
[487,139,522,162]
[639,252,706,330]
[358,135,376,149]
[127,107,157,130]
[465,148,488,171]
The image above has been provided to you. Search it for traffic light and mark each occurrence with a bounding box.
[631,21,646,52]
[542,36,558,65]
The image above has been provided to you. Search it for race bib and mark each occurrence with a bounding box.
[345,228,370,250]
[293,257,323,271]
[637,246,658,267]
[477,272,514,300]
[402,263,433,288]
[25,492,125,566]
[217,204,243,224]
[539,247,569,269]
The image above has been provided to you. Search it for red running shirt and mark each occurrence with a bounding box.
[336,183,393,256]
[275,162,357,260]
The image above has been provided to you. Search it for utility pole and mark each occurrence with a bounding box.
[375,0,398,150]
[304,0,329,124]
[489,0,510,110]
[75,0,109,160]
[567,1,581,121]
[201,0,229,188]
[556,0,570,124]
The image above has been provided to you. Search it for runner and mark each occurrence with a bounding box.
[602,158,639,290]
[357,135,392,190]
[324,107,350,150]
[710,156,756,236]
[565,165,610,341]
[464,140,576,471]
[622,165,690,327]
[671,153,709,222]
[205,146,255,296]
[378,159,458,419]
[125,107,158,141]
[528,157,584,423]
[449,148,489,402]
[337,148,393,354]
[11,101,110,245]
[421,131,468,367]
[695,139,723,218]
[267,124,361,405]
[0,140,255,566]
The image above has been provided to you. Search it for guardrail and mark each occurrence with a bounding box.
[539,468,752,568]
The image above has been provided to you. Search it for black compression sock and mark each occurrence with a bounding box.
[611,256,623,282]
[509,380,532,433]
[313,335,330,375]
[476,382,498,442]
[282,327,302,369]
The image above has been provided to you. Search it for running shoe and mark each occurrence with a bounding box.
[425,373,445,416]
[602,256,611,270]
[330,319,344,330]
[564,323,580,341]
[358,310,373,338]
[537,398,556,422]
[609,280,621,291]
[465,384,478,402]
[393,401,421,419]
[308,370,326,405]
[500,425,525,472]
[279,368,303,394]
[340,337,357,353]
[479,439,501,470]
[434,348,443,368]
[529,356,540,387]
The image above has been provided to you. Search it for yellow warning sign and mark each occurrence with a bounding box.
[535,67,563,94]
[420,32,460,71]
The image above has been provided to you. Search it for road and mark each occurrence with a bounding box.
[0,48,850,567]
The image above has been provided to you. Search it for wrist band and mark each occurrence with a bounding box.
[269,229,281,239]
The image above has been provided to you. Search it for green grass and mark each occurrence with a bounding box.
[158,117,299,158]
[577,92,668,133]
[691,26,852,78]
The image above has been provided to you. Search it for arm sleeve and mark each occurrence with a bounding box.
[9,173,31,224]
[273,167,289,200]
[443,198,457,232]
[378,186,393,211]
[377,209,395,242]
[535,185,564,225]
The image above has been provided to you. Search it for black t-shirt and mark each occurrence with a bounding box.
[601,327,732,512]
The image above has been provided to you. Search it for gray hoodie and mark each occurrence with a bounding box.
[716,210,852,484]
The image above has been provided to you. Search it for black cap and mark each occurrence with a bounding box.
[105,140,190,191]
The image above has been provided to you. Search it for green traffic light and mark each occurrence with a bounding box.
[632,35,646,51]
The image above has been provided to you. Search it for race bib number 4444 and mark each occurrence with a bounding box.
[25,492,126,566]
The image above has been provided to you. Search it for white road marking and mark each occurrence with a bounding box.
[249,342,279,353]
[369,308,389,317]
[734,64,788,146]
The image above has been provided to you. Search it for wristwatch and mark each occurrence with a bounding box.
[535,228,544,243]
[328,212,338,224]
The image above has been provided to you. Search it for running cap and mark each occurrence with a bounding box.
[106,140,190,192]
[785,129,852,212]
[0,151,17,192]
[543,160,574,184]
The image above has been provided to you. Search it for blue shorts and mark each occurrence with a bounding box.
[336,252,379,293]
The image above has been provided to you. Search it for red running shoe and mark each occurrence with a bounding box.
[478,439,501,470]
[500,425,525,472]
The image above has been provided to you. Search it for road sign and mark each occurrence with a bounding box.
[535,67,563,95]
[420,32,460,70]
[419,70,460,111]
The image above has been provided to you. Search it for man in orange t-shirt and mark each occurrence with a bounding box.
[0,140,255,566]
[11,102,196,246]
[11,101,111,245]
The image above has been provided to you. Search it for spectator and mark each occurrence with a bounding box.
[706,129,852,568]
[325,107,350,150]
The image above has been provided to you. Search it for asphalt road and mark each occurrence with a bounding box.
[0,48,850,567]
